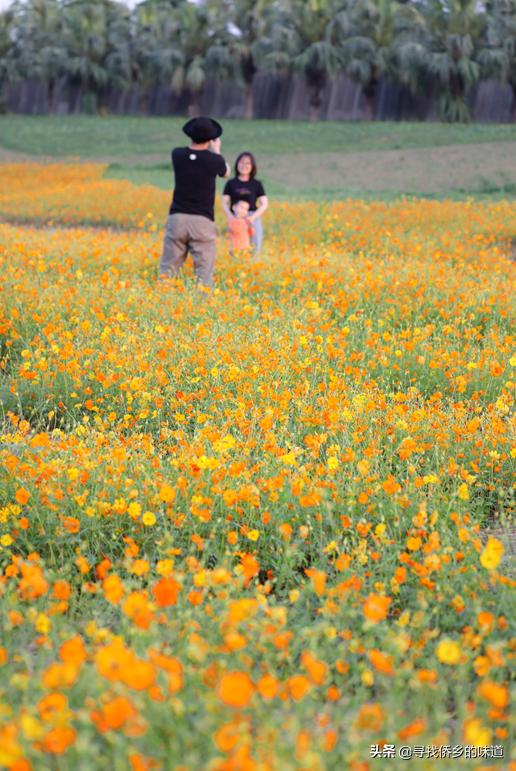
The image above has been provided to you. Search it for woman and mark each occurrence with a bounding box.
[222,151,268,253]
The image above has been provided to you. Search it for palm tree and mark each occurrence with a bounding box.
[416,0,485,122]
[0,8,17,111]
[478,0,516,121]
[205,0,275,119]
[61,0,112,112]
[10,0,68,112]
[263,0,348,121]
[340,0,424,119]
[171,0,219,116]
[133,0,183,112]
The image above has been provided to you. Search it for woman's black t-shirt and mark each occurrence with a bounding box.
[223,177,266,212]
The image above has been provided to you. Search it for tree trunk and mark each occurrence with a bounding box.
[363,77,378,121]
[244,81,253,119]
[188,90,202,117]
[308,77,323,121]
[74,83,84,114]
[47,78,55,114]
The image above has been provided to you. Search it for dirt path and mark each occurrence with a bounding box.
[258,141,516,194]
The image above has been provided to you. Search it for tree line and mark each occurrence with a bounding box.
[1,0,515,122]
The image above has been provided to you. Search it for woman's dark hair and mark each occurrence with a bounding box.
[234,151,257,179]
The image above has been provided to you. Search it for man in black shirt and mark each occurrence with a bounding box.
[160,116,230,288]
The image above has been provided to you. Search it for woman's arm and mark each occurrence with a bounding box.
[248,195,269,223]
[222,194,233,221]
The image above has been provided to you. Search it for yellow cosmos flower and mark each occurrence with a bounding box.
[142,511,156,527]
[436,639,461,665]
[480,536,504,570]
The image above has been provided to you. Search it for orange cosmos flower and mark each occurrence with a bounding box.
[218,672,254,708]
[42,726,76,754]
[301,650,328,684]
[257,674,278,700]
[103,574,125,604]
[363,593,391,623]
[18,563,48,600]
[354,703,385,731]
[15,488,30,505]
[152,576,180,607]
[477,680,509,709]
[398,718,426,740]
[59,636,87,667]
[368,649,394,675]
[287,675,311,702]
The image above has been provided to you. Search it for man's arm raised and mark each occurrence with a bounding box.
[209,138,231,178]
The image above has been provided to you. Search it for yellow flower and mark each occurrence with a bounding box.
[435,639,461,665]
[327,456,339,470]
[0,535,13,547]
[457,483,469,501]
[35,613,51,634]
[480,537,504,571]
[142,511,156,527]
[247,530,260,541]
[463,717,491,747]
[156,559,174,577]
[128,501,141,520]
[159,483,176,503]
[21,714,44,740]
[279,451,297,466]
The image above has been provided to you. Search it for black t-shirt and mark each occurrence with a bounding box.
[169,147,227,221]
[223,177,266,212]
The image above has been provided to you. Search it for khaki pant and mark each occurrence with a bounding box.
[160,213,217,288]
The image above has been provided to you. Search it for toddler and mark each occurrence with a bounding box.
[228,198,255,252]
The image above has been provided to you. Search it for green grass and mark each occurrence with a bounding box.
[1,115,515,200]
[107,162,516,202]
[1,115,515,157]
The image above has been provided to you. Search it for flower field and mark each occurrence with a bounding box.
[0,164,514,770]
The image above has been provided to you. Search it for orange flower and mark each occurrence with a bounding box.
[96,696,136,731]
[38,693,68,722]
[15,488,30,505]
[18,562,48,600]
[478,680,509,709]
[257,674,278,700]
[287,675,311,702]
[149,651,184,693]
[122,659,156,691]
[42,726,76,754]
[363,593,391,623]
[305,568,326,596]
[477,611,495,633]
[301,650,328,684]
[152,577,180,608]
[214,721,240,753]
[218,672,254,708]
[52,580,71,601]
[159,483,176,503]
[398,718,426,740]
[59,636,87,667]
[123,591,154,629]
[382,476,401,495]
[368,649,394,675]
[354,703,385,731]
[41,662,79,690]
[240,554,260,586]
[103,574,125,604]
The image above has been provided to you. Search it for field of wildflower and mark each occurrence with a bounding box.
[0,163,514,771]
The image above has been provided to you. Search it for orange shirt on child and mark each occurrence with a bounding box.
[228,218,254,251]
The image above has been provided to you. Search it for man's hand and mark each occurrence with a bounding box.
[209,137,222,154]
